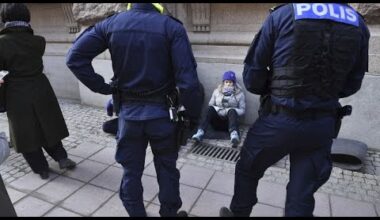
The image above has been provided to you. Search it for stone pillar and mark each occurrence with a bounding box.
[190,3,211,32]
[61,3,79,34]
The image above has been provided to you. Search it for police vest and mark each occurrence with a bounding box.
[270,3,362,99]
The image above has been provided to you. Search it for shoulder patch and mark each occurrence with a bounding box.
[270,4,287,13]
[167,15,183,25]
[293,3,359,27]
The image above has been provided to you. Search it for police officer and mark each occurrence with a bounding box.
[219,3,370,217]
[66,3,203,217]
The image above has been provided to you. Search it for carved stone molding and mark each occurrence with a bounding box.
[190,3,210,32]
[61,3,79,34]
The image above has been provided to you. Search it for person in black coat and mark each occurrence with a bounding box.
[0,3,76,179]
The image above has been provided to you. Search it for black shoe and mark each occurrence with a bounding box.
[58,158,76,170]
[177,210,188,217]
[219,207,234,217]
[39,170,49,180]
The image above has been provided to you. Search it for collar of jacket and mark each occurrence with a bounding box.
[131,3,160,13]
[0,26,33,35]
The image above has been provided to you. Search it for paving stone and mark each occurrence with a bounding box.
[45,207,82,217]
[313,192,331,217]
[2,100,380,217]
[206,171,234,196]
[5,186,27,204]
[146,203,160,217]
[92,193,128,217]
[250,203,284,217]
[34,176,85,204]
[88,147,116,165]
[180,164,215,188]
[90,166,123,192]
[14,196,54,217]
[61,184,114,216]
[257,180,286,208]
[9,172,57,193]
[142,174,159,202]
[145,150,154,168]
[190,190,232,217]
[376,204,380,216]
[63,160,108,182]
[67,142,103,159]
[331,195,377,216]
[143,161,157,177]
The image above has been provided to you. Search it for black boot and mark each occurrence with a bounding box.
[177,210,188,217]
[219,207,234,217]
[38,170,49,179]
[58,158,76,170]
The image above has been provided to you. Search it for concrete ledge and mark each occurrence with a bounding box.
[188,32,254,46]
[339,74,380,150]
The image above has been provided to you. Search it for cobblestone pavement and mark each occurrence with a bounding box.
[0,99,379,217]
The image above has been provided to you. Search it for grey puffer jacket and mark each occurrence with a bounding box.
[0,132,9,165]
[209,83,246,117]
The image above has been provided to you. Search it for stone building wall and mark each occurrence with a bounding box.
[25,3,380,150]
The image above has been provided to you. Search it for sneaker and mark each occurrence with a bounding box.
[177,210,188,217]
[219,207,234,217]
[39,170,49,180]
[191,129,204,142]
[58,158,76,170]
[230,130,240,146]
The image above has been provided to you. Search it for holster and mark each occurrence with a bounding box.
[175,114,193,148]
[110,79,120,116]
[334,105,352,138]
[258,94,271,117]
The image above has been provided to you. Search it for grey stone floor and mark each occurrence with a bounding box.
[0,99,379,217]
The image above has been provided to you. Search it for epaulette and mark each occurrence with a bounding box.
[269,3,286,13]
[167,15,183,25]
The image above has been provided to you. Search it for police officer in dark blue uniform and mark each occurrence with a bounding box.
[66,3,203,217]
[220,3,370,217]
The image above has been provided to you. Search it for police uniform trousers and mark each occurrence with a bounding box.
[230,113,335,217]
[116,116,182,217]
[22,141,68,174]
[0,175,17,217]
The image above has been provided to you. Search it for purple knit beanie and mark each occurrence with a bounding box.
[223,71,236,83]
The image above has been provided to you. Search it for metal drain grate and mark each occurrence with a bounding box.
[190,142,240,162]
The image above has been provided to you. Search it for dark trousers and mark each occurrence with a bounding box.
[200,106,239,133]
[22,141,67,173]
[0,175,17,217]
[102,118,118,136]
[116,115,181,217]
[230,113,335,217]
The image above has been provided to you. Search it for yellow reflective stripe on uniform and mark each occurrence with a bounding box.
[152,3,164,14]
[126,3,164,14]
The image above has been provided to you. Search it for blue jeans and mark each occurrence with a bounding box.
[230,113,335,217]
[116,116,182,217]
